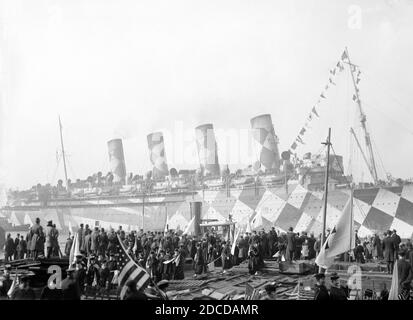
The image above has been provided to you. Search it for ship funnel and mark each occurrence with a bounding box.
[250,114,281,173]
[107,139,127,184]
[195,123,220,177]
[147,132,169,180]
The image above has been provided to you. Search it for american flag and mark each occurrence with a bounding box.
[114,234,151,298]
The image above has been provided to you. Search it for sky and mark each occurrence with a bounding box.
[1,0,413,189]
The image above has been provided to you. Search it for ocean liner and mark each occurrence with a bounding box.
[1,49,413,239]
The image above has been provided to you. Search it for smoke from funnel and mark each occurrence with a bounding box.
[147,132,169,180]
[195,123,220,177]
[107,139,127,184]
[250,114,281,173]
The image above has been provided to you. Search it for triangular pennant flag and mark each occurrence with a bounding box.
[291,142,298,150]
[312,106,319,117]
[296,136,305,144]
[341,50,348,61]
[299,127,306,136]
[330,68,336,75]
[329,78,336,85]
[320,93,326,99]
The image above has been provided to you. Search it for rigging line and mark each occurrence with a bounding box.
[331,144,375,229]
[362,73,413,120]
[370,134,389,179]
[362,100,413,136]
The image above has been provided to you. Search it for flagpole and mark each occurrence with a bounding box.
[320,128,332,273]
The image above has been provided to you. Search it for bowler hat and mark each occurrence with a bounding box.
[314,273,325,280]
[330,272,339,280]
[47,220,53,227]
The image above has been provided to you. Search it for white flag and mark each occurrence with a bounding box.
[7,277,17,298]
[182,216,195,236]
[69,232,80,267]
[231,228,241,255]
[315,192,355,269]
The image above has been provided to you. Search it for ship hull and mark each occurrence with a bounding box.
[2,184,413,238]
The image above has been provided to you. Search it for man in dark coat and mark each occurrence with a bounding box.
[194,243,204,275]
[17,235,27,259]
[397,250,412,294]
[329,273,348,300]
[65,235,73,256]
[308,233,316,259]
[99,228,108,256]
[46,220,54,258]
[314,273,329,300]
[0,265,13,298]
[61,267,81,300]
[121,280,147,300]
[11,275,36,300]
[90,227,100,255]
[286,227,296,262]
[4,234,14,262]
[382,231,396,274]
[29,219,45,259]
[13,234,20,260]
[391,229,401,260]
[77,224,85,251]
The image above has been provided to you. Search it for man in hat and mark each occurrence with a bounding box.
[121,279,147,300]
[46,220,54,258]
[61,267,81,300]
[4,234,14,262]
[397,250,412,295]
[51,224,60,257]
[13,234,20,260]
[91,227,100,256]
[382,231,396,274]
[65,234,74,257]
[29,217,45,259]
[314,273,329,300]
[74,254,87,294]
[11,275,35,300]
[0,264,13,298]
[329,273,348,300]
[391,229,401,260]
[286,227,296,262]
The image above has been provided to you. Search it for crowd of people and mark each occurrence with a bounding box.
[2,219,61,261]
[1,216,413,300]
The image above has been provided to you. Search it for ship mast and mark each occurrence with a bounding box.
[58,116,70,191]
[320,128,332,273]
[345,47,379,185]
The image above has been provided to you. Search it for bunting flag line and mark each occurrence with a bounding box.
[312,106,319,117]
[341,50,348,61]
[289,49,348,152]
